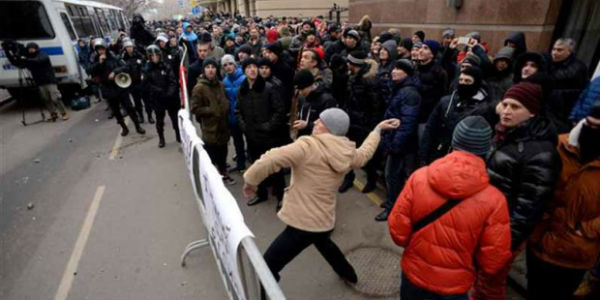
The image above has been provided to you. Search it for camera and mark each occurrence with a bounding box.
[1,40,27,68]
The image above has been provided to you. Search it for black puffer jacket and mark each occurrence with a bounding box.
[345,59,383,143]
[235,77,287,146]
[297,86,337,137]
[141,61,179,110]
[546,55,589,133]
[417,60,449,123]
[487,117,561,251]
[419,88,497,165]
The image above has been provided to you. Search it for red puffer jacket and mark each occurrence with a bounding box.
[388,151,512,295]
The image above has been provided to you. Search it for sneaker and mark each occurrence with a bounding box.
[222,176,236,185]
[61,113,70,121]
[374,209,389,222]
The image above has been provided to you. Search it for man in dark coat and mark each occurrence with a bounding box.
[420,66,496,166]
[546,38,589,133]
[235,58,287,209]
[141,45,178,147]
[417,40,448,142]
[90,39,145,136]
[129,14,155,55]
[339,50,383,194]
[20,42,69,121]
[187,40,211,95]
[324,29,363,64]
[121,39,153,124]
[291,70,337,137]
[264,41,294,107]
[376,59,421,221]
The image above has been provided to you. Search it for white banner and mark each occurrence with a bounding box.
[179,109,254,300]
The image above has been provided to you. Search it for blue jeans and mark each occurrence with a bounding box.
[384,152,416,211]
[401,273,468,300]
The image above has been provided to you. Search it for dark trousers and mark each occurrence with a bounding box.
[155,104,179,139]
[401,273,468,300]
[526,247,587,300]
[107,93,140,125]
[247,141,284,200]
[263,226,355,281]
[383,152,416,211]
[130,84,152,117]
[204,144,228,174]
[230,123,246,169]
[343,148,381,185]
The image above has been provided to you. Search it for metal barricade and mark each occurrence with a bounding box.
[177,45,286,300]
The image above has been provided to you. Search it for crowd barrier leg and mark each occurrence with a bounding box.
[180,238,210,267]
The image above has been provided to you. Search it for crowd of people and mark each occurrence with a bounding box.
[54,10,600,300]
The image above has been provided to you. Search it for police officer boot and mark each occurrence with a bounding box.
[138,110,145,123]
[158,133,166,148]
[147,112,155,124]
[135,123,146,135]
[119,122,129,136]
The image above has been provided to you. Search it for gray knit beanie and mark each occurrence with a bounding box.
[319,108,350,136]
[452,116,492,157]
[221,54,236,66]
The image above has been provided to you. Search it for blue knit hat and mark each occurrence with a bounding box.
[422,40,440,56]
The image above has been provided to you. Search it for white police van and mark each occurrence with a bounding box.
[0,0,128,97]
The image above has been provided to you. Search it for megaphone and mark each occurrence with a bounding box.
[115,72,132,88]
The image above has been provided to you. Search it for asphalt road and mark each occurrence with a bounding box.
[0,99,524,300]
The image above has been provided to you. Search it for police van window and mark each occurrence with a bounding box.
[94,8,110,34]
[0,1,55,40]
[66,4,97,37]
[60,13,77,41]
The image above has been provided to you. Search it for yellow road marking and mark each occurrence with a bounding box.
[108,118,129,160]
[353,179,384,206]
[55,185,105,300]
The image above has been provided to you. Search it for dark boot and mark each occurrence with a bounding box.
[362,181,377,193]
[374,209,389,222]
[338,172,355,193]
[175,129,181,143]
[120,122,129,136]
[158,133,165,148]
[135,123,146,134]
[147,113,155,124]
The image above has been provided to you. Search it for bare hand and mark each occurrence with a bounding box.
[292,120,308,130]
[108,72,115,80]
[575,230,584,237]
[468,38,478,47]
[449,38,459,49]
[376,119,401,131]
[99,54,106,63]
[243,182,257,199]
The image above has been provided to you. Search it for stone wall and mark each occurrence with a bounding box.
[348,0,563,55]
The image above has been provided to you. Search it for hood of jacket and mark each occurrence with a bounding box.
[504,31,527,55]
[312,133,359,173]
[182,22,197,42]
[427,151,490,199]
[381,40,398,63]
[360,58,379,80]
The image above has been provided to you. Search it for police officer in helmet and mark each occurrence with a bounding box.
[142,45,181,148]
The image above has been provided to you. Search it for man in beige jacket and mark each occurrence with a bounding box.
[243,108,399,284]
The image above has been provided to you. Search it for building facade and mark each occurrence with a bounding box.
[347,0,599,73]
[209,0,349,20]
